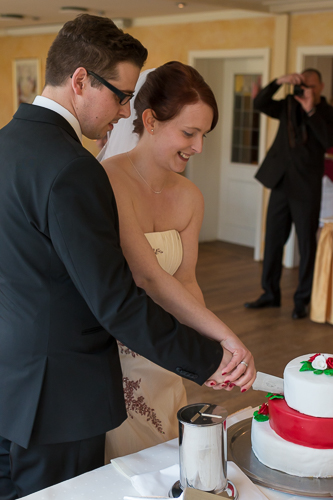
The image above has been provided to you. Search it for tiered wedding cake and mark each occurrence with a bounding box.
[251,353,333,478]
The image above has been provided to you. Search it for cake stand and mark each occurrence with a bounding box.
[227,418,333,497]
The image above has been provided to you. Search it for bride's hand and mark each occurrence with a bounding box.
[204,339,256,391]
[220,336,256,391]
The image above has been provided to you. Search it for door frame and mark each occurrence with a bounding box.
[296,45,333,69]
[187,48,270,260]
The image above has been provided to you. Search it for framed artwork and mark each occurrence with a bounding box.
[13,58,41,110]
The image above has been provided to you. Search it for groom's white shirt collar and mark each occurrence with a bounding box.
[33,96,82,142]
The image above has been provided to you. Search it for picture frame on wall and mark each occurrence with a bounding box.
[13,58,41,110]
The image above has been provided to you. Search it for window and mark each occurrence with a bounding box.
[231,74,261,165]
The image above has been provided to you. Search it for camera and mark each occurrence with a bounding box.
[294,83,308,97]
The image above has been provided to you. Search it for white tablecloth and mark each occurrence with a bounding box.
[22,408,324,500]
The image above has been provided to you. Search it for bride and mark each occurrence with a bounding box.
[100,61,256,461]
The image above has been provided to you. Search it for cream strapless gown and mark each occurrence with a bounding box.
[105,229,187,462]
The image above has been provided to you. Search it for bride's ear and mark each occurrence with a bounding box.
[142,109,156,135]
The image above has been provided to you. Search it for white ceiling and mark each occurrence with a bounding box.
[0,0,333,30]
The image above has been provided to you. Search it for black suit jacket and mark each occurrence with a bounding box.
[254,80,333,202]
[0,104,223,448]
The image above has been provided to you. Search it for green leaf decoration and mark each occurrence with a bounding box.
[313,370,324,375]
[253,412,269,422]
[300,361,315,372]
[265,392,284,400]
[324,369,333,376]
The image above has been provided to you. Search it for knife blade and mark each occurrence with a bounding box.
[252,371,284,395]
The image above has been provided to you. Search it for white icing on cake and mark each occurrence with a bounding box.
[284,353,333,418]
[251,418,333,478]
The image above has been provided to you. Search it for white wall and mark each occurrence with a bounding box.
[187,58,224,241]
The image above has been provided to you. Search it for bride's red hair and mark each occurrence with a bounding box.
[133,61,218,137]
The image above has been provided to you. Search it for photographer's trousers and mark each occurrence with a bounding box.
[262,177,320,306]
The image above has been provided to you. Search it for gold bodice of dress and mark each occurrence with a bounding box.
[144,229,183,276]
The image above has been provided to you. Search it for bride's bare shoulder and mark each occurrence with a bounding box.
[176,173,204,201]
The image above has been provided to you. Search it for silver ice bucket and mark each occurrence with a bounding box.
[170,403,237,498]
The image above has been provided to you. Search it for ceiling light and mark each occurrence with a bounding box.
[60,6,89,14]
[0,13,40,21]
[177,2,186,8]
[0,14,24,19]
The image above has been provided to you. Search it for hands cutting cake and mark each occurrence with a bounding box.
[204,340,256,393]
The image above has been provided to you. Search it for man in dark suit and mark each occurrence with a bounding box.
[245,69,333,319]
[0,14,255,499]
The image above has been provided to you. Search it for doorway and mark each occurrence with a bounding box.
[303,55,333,103]
[187,49,269,260]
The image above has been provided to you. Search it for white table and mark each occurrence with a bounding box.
[21,408,324,500]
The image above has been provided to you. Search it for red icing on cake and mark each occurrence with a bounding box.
[268,398,333,449]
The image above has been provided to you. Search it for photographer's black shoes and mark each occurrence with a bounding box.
[244,295,281,309]
[245,294,308,319]
[292,304,307,319]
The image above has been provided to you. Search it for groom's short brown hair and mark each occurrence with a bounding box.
[45,14,148,87]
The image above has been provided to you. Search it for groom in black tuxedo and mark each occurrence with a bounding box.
[0,14,254,499]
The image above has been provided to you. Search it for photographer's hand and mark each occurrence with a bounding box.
[276,73,314,114]
[294,86,315,114]
[276,73,304,86]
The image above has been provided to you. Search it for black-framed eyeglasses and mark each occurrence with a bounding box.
[87,70,134,106]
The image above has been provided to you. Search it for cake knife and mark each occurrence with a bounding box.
[252,371,284,395]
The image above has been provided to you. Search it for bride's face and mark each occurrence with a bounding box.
[152,100,214,173]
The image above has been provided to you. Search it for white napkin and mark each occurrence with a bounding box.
[228,462,269,499]
[131,463,179,496]
[112,438,179,478]
[127,461,268,499]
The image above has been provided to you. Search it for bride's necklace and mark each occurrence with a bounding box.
[126,152,165,194]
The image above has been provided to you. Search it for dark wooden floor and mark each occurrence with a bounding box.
[184,241,333,415]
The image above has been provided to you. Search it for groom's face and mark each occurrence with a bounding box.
[78,61,140,140]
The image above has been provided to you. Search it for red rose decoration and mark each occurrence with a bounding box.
[327,357,333,369]
[308,353,321,363]
[258,403,269,415]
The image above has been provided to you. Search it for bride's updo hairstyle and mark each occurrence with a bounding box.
[133,61,218,137]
